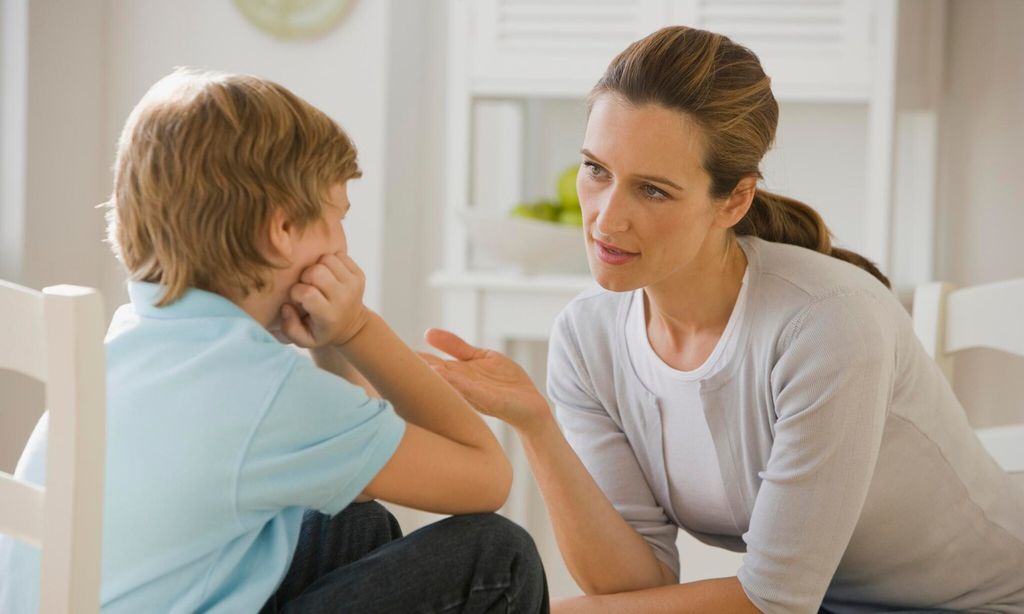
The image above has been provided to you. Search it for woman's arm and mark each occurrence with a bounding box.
[520,413,680,594]
[423,328,680,595]
[423,328,761,610]
[553,577,759,614]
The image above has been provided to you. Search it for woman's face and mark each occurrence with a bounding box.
[578,95,728,293]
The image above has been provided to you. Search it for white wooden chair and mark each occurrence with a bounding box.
[0,280,106,613]
[913,278,1024,477]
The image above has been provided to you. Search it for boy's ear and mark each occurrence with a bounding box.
[266,208,295,264]
[717,175,757,228]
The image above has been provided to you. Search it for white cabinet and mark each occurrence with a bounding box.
[465,0,874,100]
[467,0,666,97]
[673,0,875,101]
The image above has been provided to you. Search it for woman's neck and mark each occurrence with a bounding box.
[643,238,747,351]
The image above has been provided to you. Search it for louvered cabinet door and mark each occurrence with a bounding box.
[672,0,874,101]
[466,0,671,97]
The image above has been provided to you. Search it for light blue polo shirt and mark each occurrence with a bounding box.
[0,281,406,612]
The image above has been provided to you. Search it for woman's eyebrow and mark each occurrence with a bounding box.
[580,148,684,191]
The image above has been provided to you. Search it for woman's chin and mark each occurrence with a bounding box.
[588,262,643,293]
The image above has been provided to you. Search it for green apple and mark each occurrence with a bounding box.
[533,200,561,222]
[557,165,580,209]
[510,204,536,220]
[558,208,583,227]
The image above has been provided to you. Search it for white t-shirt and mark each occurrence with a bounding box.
[624,268,749,536]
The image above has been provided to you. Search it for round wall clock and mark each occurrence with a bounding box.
[235,0,357,40]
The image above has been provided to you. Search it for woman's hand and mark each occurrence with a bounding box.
[278,251,370,348]
[421,328,553,434]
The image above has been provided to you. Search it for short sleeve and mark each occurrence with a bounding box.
[547,310,681,579]
[738,293,896,613]
[237,356,406,517]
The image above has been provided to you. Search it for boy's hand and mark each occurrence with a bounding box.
[279,252,370,348]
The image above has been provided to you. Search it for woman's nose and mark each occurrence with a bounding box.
[594,189,630,236]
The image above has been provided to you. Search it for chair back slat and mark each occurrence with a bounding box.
[38,286,106,614]
[975,425,1024,474]
[945,279,1024,357]
[911,282,955,380]
[0,280,46,380]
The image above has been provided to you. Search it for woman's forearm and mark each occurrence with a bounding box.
[517,417,677,595]
[552,577,760,613]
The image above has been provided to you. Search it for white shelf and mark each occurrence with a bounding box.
[429,270,595,293]
[468,81,873,104]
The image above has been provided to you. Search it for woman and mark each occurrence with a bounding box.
[422,26,1024,613]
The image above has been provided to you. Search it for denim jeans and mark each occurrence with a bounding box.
[260,502,550,613]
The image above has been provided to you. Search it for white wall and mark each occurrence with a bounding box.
[101,0,394,313]
[378,0,447,347]
[0,0,108,472]
[934,0,1024,427]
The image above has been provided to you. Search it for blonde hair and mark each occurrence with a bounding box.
[105,67,362,306]
[590,26,890,288]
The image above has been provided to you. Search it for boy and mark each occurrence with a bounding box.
[0,68,548,613]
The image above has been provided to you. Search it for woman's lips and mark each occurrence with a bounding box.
[593,239,639,265]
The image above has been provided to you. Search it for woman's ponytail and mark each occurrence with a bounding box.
[735,190,891,288]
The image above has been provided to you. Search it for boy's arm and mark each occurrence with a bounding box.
[280,252,512,514]
[339,312,499,455]
[310,346,379,398]
[339,313,513,513]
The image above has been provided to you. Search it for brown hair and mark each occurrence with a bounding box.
[105,67,362,306]
[589,26,890,288]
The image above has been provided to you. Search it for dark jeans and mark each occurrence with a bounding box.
[260,502,549,613]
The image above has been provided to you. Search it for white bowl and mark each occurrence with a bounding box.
[459,208,590,275]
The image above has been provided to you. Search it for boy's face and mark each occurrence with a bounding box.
[277,181,350,302]
[297,182,350,266]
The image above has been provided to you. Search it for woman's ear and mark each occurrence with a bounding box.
[717,175,758,228]
[266,208,295,266]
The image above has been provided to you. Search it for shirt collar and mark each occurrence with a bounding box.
[128,281,252,320]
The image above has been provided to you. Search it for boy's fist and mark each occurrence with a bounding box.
[279,252,370,348]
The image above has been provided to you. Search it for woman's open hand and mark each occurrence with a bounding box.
[421,328,553,434]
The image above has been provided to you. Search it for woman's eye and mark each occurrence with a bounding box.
[583,162,604,177]
[641,184,667,200]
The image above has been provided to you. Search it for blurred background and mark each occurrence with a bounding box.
[2,0,1023,599]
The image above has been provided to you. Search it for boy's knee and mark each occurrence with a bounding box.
[314,501,402,544]
[336,501,401,534]
[448,514,543,569]
[459,515,547,611]
[334,500,392,523]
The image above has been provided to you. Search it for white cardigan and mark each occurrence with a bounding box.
[547,236,1024,613]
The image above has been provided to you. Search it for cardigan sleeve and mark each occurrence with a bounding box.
[547,309,682,579]
[738,292,897,613]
